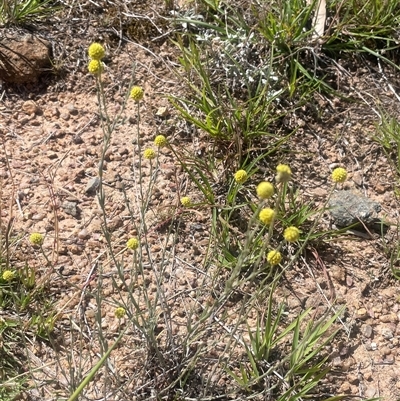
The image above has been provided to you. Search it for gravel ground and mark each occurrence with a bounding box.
[2,1,400,399]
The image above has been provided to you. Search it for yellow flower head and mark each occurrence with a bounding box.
[29,232,44,246]
[114,307,126,319]
[234,169,248,184]
[88,59,103,75]
[154,135,167,147]
[259,208,275,225]
[126,237,139,250]
[88,43,105,60]
[332,167,347,183]
[2,270,15,281]
[180,196,191,207]
[130,86,144,102]
[256,182,274,199]
[267,250,282,266]
[284,226,300,242]
[276,164,292,183]
[143,148,156,160]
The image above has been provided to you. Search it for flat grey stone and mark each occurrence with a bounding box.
[62,200,79,218]
[85,177,100,194]
[328,190,381,227]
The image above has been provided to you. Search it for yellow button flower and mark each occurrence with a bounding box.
[259,208,275,225]
[234,170,248,184]
[276,164,292,183]
[180,196,191,207]
[2,270,15,281]
[267,250,282,266]
[256,182,274,199]
[88,59,103,75]
[332,167,347,183]
[283,226,300,242]
[29,232,44,246]
[143,148,156,160]
[126,238,139,250]
[114,307,126,319]
[154,135,167,147]
[88,43,105,60]
[130,86,144,102]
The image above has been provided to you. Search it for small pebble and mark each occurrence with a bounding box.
[73,135,83,144]
[62,201,79,218]
[356,307,369,320]
[381,327,394,339]
[85,309,95,319]
[339,382,351,393]
[66,103,78,115]
[32,213,46,221]
[156,106,169,117]
[380,346,391,356]
[22,100,41,115]
[361,324,373,338]
[365,387,377,398]
[43,107,60,118]
[384,355,395,364]
[347,374,359,385]
[341,357,355,371]
[85,177,100,194]
[60,112,70,121]
[78,228,90,240]
[380,313,398,323]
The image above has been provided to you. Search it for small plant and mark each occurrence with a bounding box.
[226,292,343,399]
[73,40,351,399]
[372,113,400,182]
[0,0,58,26]
[326,0,400,51]
[217,161,349,293]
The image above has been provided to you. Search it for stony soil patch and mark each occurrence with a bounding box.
[2,2,400,400]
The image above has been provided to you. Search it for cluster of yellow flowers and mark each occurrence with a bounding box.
[87,43,105,75]
[265,227,301,266]
[231,164,348,266]
[142,135,168,162]
[267,250,282,266]
[257,182,274,199]
[154,135,167,147]
[232,164,297,266]
[275,164,292,183]
[232,164,349,267]
[284,226,300,242]
[87,44,147,101]
[259,208,275,225]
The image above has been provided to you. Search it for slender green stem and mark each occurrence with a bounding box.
[66,331,124,401]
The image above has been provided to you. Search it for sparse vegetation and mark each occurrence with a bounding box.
[1,0,400,400]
